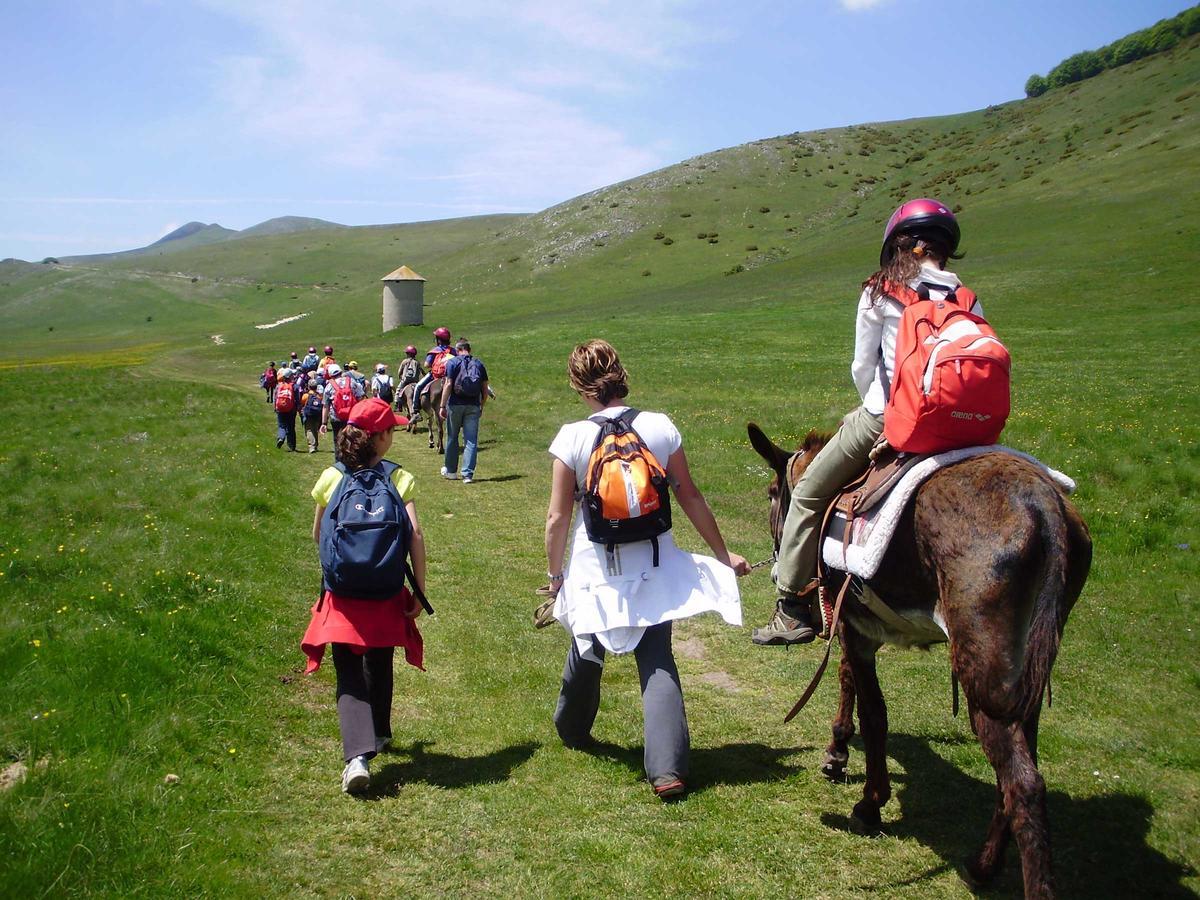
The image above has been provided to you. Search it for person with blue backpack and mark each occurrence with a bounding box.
[300,397,432,794]
[299,378,325,453]
[439,339,488,484]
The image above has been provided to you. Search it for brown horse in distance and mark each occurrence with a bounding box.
[749,424,1091,900]
[406,376,445,453]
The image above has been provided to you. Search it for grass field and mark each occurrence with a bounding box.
[1,33,1198,899]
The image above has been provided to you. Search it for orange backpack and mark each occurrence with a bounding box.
[883,280,1011,454]
[273,381,296,413]
[430,348,455,379]
[330,376,356,421]
[577,409,672,565]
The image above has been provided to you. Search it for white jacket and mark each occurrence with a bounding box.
[851,262,975,416]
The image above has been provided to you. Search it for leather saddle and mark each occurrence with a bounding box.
[814,443,928,635]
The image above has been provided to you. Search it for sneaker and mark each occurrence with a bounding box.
[751,598,816,646]
[341,755,370,794]
[440,466,459,480]
[375,736,392,754]
[651,776,686,800]
[276,438,284,448]
[461,476,473,484]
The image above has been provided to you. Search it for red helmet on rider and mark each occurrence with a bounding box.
[324,345,334,355]
[433,327,451,342]
[880,198,960,266]
[404,345,417,356]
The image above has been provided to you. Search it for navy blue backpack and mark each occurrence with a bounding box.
[319,461,433,612]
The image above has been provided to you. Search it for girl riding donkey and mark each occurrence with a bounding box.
[753,199,975,645]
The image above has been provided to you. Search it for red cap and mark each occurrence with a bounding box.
[346,398,408,433]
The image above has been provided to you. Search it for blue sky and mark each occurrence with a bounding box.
[0,0,1189,260]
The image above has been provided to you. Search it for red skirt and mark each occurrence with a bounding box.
[301,589,424,674]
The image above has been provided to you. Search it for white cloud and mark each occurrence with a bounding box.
[197,0,709,208]
[838,0,890,10]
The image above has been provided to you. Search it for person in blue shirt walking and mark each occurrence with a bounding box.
[439,339,488,484]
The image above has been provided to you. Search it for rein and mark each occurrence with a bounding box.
[748,553,775,572]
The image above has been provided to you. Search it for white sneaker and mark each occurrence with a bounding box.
[440,467,459,480]
[341,755,370,794]
[462,476,473,484]
[375,736,391,753]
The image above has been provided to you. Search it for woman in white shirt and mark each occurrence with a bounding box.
[752,198,970,646]
[543,339,750,800]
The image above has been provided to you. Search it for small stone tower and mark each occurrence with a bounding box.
[381,265,425,332]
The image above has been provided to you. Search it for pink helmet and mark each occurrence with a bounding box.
[880,198,960,266]
[324,345,334,355]
[405,345,417,356]
[433,326,451,341]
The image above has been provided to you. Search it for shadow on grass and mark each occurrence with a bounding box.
[818,733,1197,898]
[468,473,524,483]
[363,740,540,798]
[575,739,810,795]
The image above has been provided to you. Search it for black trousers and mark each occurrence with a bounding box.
[331,644,394,762]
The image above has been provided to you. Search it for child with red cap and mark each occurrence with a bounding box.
[301,398,427,794]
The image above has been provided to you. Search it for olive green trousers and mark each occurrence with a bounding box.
[775,406,884,595]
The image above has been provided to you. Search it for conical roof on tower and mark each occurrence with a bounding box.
[380,265,426,281]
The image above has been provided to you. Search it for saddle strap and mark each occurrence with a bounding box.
[783,574,854,724]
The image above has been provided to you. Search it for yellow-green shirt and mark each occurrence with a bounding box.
[311,465,416,507]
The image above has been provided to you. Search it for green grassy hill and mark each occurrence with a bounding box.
[0,32,1197,900]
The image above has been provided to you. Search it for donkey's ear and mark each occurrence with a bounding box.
[747,423,791,477]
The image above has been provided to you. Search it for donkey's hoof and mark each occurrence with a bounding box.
[961,854,1002,887]
[849,802,882,836]
[821,761,847,783]
[822,750,849,782]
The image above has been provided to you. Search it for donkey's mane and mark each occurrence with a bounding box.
[800,429,833,453]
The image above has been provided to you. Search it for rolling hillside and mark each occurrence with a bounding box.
[2,33,1197,373]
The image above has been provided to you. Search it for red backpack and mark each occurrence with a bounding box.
[430,348,455,379]
[883,280,1011,454]
[330,376,356,421]
[273,381,296,413]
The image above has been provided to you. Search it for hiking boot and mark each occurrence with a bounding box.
[751,597,816,646]
[651,776,686,800]
[341,756,370,794]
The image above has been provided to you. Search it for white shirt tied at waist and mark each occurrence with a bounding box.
[548,407,742,664]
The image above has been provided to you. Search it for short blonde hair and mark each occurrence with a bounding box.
[568,339,629,404]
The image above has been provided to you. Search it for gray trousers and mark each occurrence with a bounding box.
[332,644,394,762]
[554,621,689,783]
[775,406,884,595]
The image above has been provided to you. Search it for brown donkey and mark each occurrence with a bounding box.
[749,424,1091,900]
[406,376,445,453]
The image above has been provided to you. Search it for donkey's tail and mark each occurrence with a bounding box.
[1014,497,1073,722]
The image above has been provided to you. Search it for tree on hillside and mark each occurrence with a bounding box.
[1024,3,1200,97]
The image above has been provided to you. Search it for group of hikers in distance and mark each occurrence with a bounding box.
[296,198,1016,807]
[259,329,491,483]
